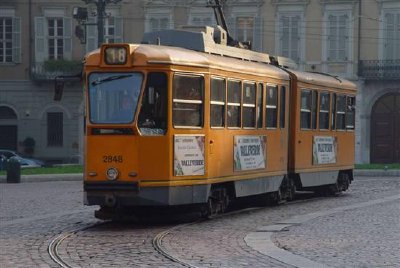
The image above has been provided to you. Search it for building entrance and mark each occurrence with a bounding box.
[0,106,18,150]
[370,92,400,163]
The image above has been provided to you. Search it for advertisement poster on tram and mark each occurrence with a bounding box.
[174,135,205,176]
[313,136,337,164]
[234,136,267,171]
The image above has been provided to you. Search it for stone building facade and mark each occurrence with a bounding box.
[0,0,399,163]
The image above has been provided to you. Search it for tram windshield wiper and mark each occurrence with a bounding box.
[91,74,133,86]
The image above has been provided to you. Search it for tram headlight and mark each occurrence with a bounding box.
[106,167,119,181]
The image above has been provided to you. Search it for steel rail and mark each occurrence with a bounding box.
[48,222,105,268]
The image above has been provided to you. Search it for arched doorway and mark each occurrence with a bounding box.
[0,106,18,150]
[370,92,400,163]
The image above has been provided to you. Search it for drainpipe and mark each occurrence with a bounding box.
[357,0,361,77]
[29,0,33,79]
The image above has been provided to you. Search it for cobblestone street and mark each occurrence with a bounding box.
[0,176,399,267]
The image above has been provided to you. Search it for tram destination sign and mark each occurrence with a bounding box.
[174,135,205,176]
[312,136,337,165]
[234,136,267,171]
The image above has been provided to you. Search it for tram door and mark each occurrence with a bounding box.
[370,92,400,163]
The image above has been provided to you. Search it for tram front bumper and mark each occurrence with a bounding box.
[84,181,209,207]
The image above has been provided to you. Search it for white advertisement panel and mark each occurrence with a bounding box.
[313,136,337,164]
[234,135,267,171]
[174,135,205,176]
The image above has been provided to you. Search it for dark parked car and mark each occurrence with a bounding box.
[0,149,44,168]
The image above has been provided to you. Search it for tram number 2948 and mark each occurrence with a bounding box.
[103,155,123,163]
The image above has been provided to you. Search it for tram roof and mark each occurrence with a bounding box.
[289,69,357,91]
[85,44,356,91]
[85,43,290,81]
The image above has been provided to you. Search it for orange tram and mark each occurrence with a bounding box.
[80,27,356,219]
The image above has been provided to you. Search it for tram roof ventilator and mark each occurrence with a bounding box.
[141,26,297,70]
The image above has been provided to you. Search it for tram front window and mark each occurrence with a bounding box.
[88,72,143,124]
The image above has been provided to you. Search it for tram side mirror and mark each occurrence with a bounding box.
[54,78,64,101]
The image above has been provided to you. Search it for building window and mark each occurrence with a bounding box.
[145,8,171,33]
[0,15,20,63]
[327,12,349,61]
[383,11,400,60]
[47,112,63,147]
[210,77,226,128]
[47,18,63,60]
[173,74,204,127]
[0,17,12,62]
[236,17,254,44]
[35,15,71,63]
[150,17,169,31]
[279,13,301,62]
[86,13,123,52]
[266,85,278,128]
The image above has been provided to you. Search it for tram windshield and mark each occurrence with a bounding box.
[88,72,143,124]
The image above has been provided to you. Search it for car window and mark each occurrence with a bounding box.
[1,151,13,158]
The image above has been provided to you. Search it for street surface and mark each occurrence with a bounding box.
[0,176,399,267]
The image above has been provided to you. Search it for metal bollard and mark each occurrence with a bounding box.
[7,156,21,183]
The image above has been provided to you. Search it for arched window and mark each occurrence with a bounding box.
[0,106,17,119]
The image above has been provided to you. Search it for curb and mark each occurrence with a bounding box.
[354,169,400,177]
[0,173,82,183]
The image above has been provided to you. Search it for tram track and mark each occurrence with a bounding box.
[46,193,338,268]
[48,222,105,268]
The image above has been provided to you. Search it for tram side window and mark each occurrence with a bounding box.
[266,85,278,128]
[210,78,226,128]
[138,72,168,135]
[300,90,311,129]
[331,93,336,130]
[319,92,330,130]
[243,82,256,128]
[311,91,318,130]
[280,86,286,129]
[227,80,241,128]
[346,96,355,130]
[257,83,264,128]
[173,74,204,127]
[336,95,346,130]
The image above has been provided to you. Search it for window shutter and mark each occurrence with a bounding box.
[252,16,263,52]
[114,17,123,43]
[290,15,300,61]
[384,13,395,60]
[86,17,97,52]
[34,17,46,63]
[12,17,21,63]
[338,14,348,61]
[281,16,289,57]
[328,15,336,61]
[396,14,400,59]
[63,17,72,59]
